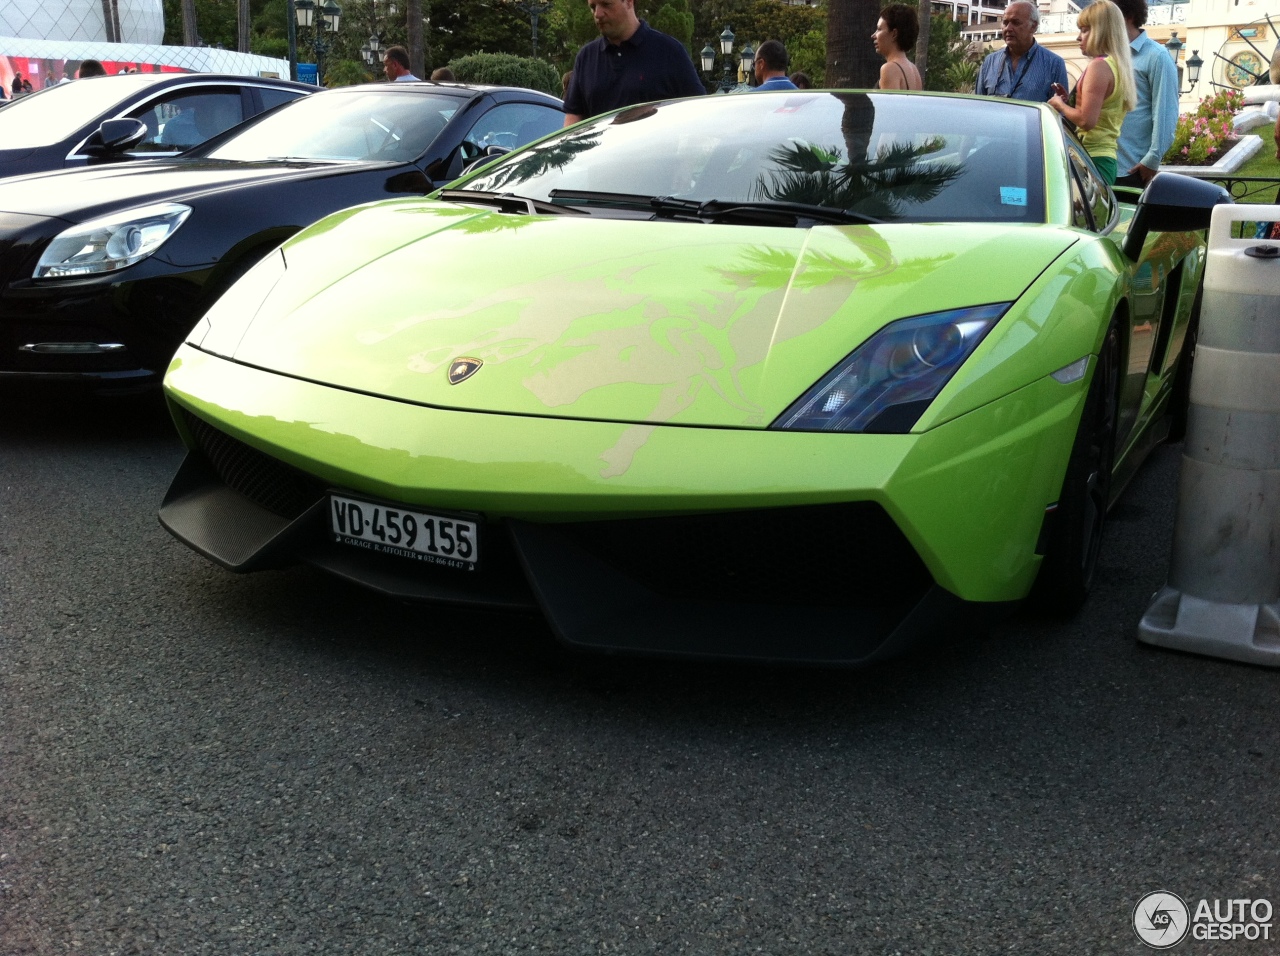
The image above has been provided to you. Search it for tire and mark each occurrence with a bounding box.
[1165,285,1201,443]
[1030,319,1121,617]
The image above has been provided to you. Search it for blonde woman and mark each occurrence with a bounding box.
[1048,0,1135,183]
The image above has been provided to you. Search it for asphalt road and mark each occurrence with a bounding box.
[2,392,1276,955]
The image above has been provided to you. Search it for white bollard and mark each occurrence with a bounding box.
[1138,203,1280,665]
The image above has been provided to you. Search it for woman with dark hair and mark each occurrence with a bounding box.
[873,4,923,90]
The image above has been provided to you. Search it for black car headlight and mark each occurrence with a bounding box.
[34,202,192,279]
[772,303,1010,434]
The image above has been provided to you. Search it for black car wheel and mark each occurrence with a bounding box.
[1031,317,1121,617]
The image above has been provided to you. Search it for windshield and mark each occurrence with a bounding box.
[205,89,464,162]
[463,92,1046,224]
[0,74,169,147]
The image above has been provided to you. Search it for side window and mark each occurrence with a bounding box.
[1064,136,1115,233]
[1067,153,1092,229]
[254,86,304,115]
[131,89,246,152]
[464,103,562,154]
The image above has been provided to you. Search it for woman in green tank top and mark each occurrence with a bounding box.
[1047,0,1135,184]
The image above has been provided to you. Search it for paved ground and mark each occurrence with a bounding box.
[1,392,1276,955]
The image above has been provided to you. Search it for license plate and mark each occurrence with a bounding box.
[329,495,479,570]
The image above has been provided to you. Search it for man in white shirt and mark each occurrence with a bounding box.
[383,46,420,82]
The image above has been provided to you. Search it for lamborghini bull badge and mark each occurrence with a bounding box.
[448,357,483,385]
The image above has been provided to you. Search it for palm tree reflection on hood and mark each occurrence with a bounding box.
[754,93,963,221]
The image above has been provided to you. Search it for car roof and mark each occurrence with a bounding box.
[323,81,562,104]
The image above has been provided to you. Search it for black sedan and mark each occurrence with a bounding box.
[0,82,564,391]
[0,72,313,180]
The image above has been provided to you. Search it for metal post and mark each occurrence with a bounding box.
[286,0,299,81]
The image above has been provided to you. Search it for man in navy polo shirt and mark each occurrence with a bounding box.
[563,0,704,125]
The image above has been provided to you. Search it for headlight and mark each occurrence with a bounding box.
[772,303,1010,434]
[34,202,192,279]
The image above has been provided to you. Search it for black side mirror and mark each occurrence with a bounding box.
[84,118,149,158]
[1124,172,1231,260]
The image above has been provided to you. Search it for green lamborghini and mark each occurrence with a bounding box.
[159,91,1228,664]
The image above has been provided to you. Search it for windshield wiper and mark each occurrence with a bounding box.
[437,189,585,216]
[547,190,704,218]
[547,190,882,226]
[697,200,884,226]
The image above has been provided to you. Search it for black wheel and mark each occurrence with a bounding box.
[1165,285,1201,443]
[1030,319,1121,616]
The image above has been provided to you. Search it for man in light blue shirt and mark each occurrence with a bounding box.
[974,1,1067,102]
[751,40,798,92]
[1114,0,1179,188]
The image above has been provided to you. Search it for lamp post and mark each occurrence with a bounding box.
[700,26,739,93]
[295,0,342,86]
[1164,31,1203,95]
[516,0,552,58]
[359,0,396,78]
[361,33,385,69]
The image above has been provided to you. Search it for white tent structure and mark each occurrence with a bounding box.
[2,0,164,44]
[1,0,288,85]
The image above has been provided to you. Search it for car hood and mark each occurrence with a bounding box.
[0,159,374,222]
[220,201,1080,429]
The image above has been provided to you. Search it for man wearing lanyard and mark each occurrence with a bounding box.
[975,1,1068,102]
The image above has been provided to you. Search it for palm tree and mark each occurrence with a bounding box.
[407,0,425,77]
[915,0,931,86]
[825,0,880,89]
[181,0,198,46]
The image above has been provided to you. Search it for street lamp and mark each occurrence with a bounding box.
[701,25,738,93]
[1164,31,1203,95]
[361,33,385,67]
[516,0,552,58]
[295,0,342,85]
[739,43,755,85]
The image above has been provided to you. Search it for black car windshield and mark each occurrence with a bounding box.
[463,92,1046,224]
[0,74,166,147]
[203,89,461,163]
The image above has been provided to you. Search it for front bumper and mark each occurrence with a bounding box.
[0,255,211,389]
[160,345,1087,662]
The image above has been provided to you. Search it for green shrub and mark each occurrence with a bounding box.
[447,53,561,96]
[325,60,372,88]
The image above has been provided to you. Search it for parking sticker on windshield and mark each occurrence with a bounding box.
[1000,186,1028,206]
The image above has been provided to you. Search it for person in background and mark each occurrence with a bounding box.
[975,0,1067,102]
[430,67,455,81]
[382,47,419,82]
[789,71,812,89]
[873,4,923,90]
[751,40,798,91]
[77,59,107,78]
[11,72,24,97]
[562,0,703,125]
[1112,0,1179,188]
[1048,0,1135,184]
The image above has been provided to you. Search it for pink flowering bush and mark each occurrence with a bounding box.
[1164,90,1244,165]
